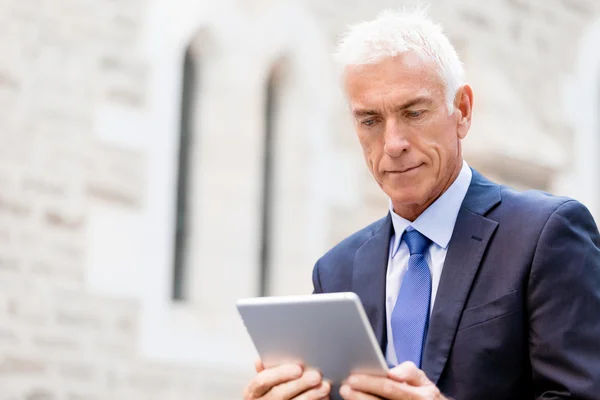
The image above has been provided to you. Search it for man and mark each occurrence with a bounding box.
[243,7,600,400]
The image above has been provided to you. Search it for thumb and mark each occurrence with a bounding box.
[254,359,265,373]
[388,362,431,386]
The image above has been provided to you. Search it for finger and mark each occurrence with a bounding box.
[388,362,430,387]
[346,374,386,392]
[339,384,380,400]
[347,374,418,400]
[292,381,331,400]
[255,359,265,373]
[268,369,323,400]
[247,364,303,398]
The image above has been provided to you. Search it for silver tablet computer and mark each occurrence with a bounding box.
[237,292,388,392]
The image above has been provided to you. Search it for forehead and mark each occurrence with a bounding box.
[343,52,445,107]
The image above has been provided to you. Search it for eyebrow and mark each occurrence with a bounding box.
[352,96,434,118]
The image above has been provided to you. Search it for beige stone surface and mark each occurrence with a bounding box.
[0,0,599,398]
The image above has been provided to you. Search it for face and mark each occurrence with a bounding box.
[343,52,473,219]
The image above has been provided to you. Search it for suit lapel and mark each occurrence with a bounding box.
[352,215,393,353]
[421,169,501,384]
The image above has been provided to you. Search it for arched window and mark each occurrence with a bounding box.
[172,44,197,301]
[255,53,334,297]
[556,19,600,221]
[259,66,281,297]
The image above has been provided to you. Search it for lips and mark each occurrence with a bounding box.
[390,163,423,174]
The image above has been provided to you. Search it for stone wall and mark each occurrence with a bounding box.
[0,0,598,399]
[0,0,213,398]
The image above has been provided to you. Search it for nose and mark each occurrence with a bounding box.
[383,120,410,157]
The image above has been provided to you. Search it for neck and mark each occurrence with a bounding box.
[393,159,463,222]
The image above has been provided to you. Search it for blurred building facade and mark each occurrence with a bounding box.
[0,0,599,398]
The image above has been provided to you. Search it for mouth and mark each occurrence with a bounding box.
[389,163,424,174]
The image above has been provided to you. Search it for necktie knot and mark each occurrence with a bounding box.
[403,229,431,255]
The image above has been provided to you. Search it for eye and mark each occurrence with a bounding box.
[405,110,425,119]
[361,119,377,126]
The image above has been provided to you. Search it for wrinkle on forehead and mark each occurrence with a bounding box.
[344,53,446,114]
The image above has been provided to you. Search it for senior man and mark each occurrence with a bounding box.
[243,7,600,400]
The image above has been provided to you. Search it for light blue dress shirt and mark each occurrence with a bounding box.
[385,160,472,366]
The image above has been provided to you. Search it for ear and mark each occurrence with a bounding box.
[454,84,473,139]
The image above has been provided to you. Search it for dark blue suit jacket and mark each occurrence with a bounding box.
[312,169,600,399]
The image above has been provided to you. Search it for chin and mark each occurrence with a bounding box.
[387,188,427,209]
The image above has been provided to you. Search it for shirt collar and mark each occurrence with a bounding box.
[389,160,473,257]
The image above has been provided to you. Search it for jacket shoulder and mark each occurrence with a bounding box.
[489,185,595,237]
[498,186,576,217]
[317,215,389,267]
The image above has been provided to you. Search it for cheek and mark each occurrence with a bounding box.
[439,132,459,162]
[358,134,381,166]
[423,125,458,164]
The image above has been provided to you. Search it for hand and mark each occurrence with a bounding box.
[243,359,331,400]
[340,362,447,400]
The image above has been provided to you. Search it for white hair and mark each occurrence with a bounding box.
[334,6,465,113]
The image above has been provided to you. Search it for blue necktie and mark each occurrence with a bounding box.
[391,228,432,367]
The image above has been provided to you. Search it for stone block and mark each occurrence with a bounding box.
[25,389,56,400]
[59,361,97,383]
[0,193,31,218]
[22,175,68,198]
[67,394,98,400]
[43,211,85,231]
[0,257,20,273]
[6,295,51,326]
[0,326,19,345]
[32,335,81,352]
[0,71,19,91]
[29,261,84,285]
[0,355,48,375]
[55,309,102,332]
